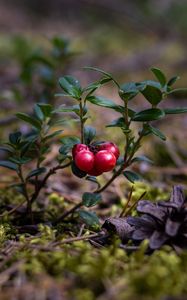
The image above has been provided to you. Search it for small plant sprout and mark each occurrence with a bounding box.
[1,67,187,225]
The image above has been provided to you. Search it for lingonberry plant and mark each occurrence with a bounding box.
[0,67,187,225]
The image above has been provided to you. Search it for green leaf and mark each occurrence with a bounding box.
[82,192,102,207]
[34,103,52,120]
[131,155,153,164]
[119,82,140,101]
[54,105,80,114]
[9,132,22,145]
[86,96,124,113]
[43,130,63,142]
[164,108,187,114]
[84,126,96,144]
[16,113,41,130]
[167,76,180,87]
[83,66,119,87]
[71,162,87,178]
[144,124,166,141]
[59,136,80,155]
[26,167,46,179]
[59,76,82,98]
[0,146,14,153]
[123,170,142,183]
[0,160,18,171]
[140,81,163,105]
[85,176,100,188]
[132,108,165,122]
[78,210,100,226]
[150,67,166,86]
[9,157,32,164]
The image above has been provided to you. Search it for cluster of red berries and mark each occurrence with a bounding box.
[72,142,120,176]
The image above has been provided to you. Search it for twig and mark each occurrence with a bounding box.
[119,185,134,217]
[124,191,146,216]
[52,201,82,225]
[0,199,26,218]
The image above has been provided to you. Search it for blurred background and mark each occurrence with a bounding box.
[0,0,187,181]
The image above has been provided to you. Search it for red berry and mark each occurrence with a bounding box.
[75,150,94,172]
[94,150,116,173]
[88,166,103,176]
[72,144,88,158]
[99,142,120,159]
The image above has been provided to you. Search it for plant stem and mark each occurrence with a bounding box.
[18,166,33,224]
[79,100,84,144]
[30,161,71,204]
[52,201,82,225]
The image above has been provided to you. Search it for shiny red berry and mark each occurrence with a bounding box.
[75,150,94,172]
[94,150,116,173]
[99,142,120,159]
[88,166,103,176]
[72,144,88,158]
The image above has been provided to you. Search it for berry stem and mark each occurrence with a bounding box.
[79,99,85,144]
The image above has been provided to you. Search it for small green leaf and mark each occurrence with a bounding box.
[9,157,32,164]
[59,136,80,155]
[86,95,124,113]
[43,130,63,142]
[132,108,165,122]
[150,67,166,86]
[82,192,102,207]
[167,88,187,95]
[71,162,87,178]
[0,146,14,153]
[119,82,139,101]
[0,160,18,171]
[144,124,166,141]
[16,113,41,130]
[54,105,80,114]
[84,126,96,144]
[140,81,163,105]
[26,167,46,179]
[78,210,100,226]
[83,66,119,87]
[164,108,187,114]
[59,76,82,98]
[167,76,180,87]
[123,170,142,183]
[9,132,22,145]
[34,103,52,120]
[132,155,153,164]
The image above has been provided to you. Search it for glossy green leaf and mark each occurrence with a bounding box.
[26,167,46,179]
[119,82,139,101]
[35,103,52,119]
[16,113,41,130]
[9,132,22,145]
[9,157,32,164]
[132,155,153,164]
[0,160,18,171]
[132,108,165,122]
[78,210,100,226]
[164,108,187,114]
[59,136,80,155]
[167,76,180,87]
[84,126,96,144]
[54,105,80,114]
[82,192,102,207]
[144,124,166,141]
[140,80,163,105]
[43,130,63,142]
[71,162,87,178]
[123,170,142,183]
[151,67,166,86]
[86,96,124,113]
[59,76,82,98]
